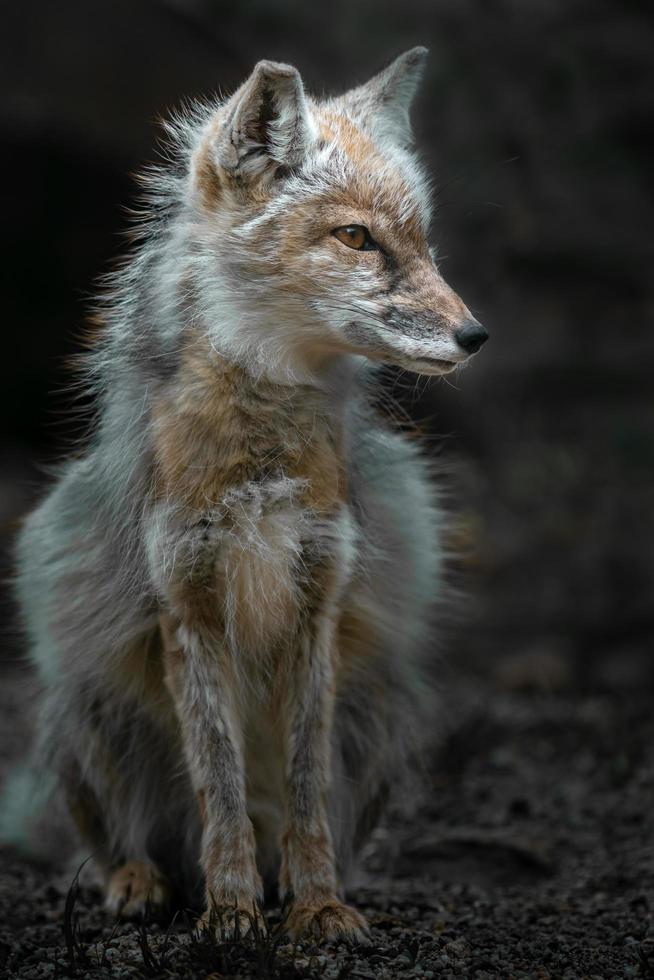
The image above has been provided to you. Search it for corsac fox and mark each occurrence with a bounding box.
[2,48,487,942]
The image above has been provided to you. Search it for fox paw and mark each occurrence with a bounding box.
[104,860,170,918]
[284,900,370,944]
[200,901,265,939]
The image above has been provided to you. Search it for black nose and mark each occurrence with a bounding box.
[454,318,489,354]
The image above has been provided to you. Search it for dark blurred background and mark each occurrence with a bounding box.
[1,0,652,685]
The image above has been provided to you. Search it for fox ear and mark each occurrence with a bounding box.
[214,60,315,182]
[339,47,428,148]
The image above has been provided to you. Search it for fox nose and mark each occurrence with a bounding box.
[455,318,489,354]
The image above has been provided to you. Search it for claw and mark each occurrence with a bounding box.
[104,860,170,919]
[284,899,370,944]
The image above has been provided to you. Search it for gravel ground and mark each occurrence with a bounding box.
[1,649,652,980]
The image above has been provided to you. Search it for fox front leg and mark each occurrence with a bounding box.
[149,509,262,933]
[279,603,369,944]
[159,613,263,933]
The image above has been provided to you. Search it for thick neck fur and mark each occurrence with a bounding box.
[151,331,354,514]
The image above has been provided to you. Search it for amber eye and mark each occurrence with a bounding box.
[332,225,378,251]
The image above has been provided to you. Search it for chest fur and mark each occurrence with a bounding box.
[153,344,346,512]
[150,342,353,652]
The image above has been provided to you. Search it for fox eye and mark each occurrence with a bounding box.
[332,225,378,251]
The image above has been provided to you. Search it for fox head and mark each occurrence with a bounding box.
[182,48,487,381]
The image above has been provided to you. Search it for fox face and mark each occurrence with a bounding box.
[185,49,487,380]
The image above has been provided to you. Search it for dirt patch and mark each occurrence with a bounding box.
[1,661,652,978]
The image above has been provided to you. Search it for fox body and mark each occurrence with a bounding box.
[6,49,487,940]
